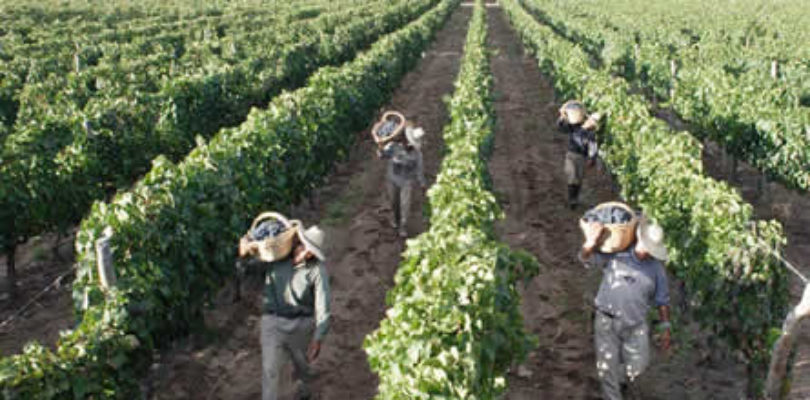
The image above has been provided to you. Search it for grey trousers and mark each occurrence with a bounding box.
[594,312,650,400]
[261,315,315,400]
[564,151,585,186]
[387,179,413,230]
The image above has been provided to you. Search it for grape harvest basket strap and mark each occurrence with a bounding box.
[371,111,407,145]
[247,212,301,262]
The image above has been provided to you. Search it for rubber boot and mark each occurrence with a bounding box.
[568,185,581,210]
[623,380,643,400]
[294,381,312,400]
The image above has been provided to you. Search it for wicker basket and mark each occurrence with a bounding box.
[559,100,586,125]
[371,111,406,145]
[579,202,638,253]
[243,212,301,262]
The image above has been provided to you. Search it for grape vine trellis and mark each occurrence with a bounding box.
[0,0,435,297]
[366,2,540,397]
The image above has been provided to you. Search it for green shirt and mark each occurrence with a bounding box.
[264,257,331,341]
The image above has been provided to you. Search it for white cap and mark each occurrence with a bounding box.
[298,225,326,261]
[405,126,425,150]
[636,218,668,262]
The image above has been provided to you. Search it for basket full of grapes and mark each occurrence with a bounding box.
[239,212,301,262]
[579,202,639,253]
[371,111,407,146]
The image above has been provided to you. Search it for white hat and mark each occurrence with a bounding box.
[405,126,425,150]
[635,218,668,262]
[298,225,326,261]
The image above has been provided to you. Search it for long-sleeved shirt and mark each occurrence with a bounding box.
[581,246,669,327]
[382,142,426,187]
[264,257,331,341]
[558,119,598,160]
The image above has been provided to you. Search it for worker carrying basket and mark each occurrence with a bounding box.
[235,211,331,400]
[557,100,603,210]
[578,201,672,399]
[371,110,427,238]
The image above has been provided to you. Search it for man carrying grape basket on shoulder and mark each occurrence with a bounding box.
[557,100,600,210]
[239,223,331,400]
[376,118,427,238]
[579,212,671,400]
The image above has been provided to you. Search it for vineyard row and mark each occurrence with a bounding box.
[504,0,788,388]
[366,2,539,397]
[519,0,810,191]
[0,0,459,397]
[0,0,436,285]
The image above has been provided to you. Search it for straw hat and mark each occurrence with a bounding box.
[405,126,425,150]
[561,100,586,125]
[635,218,668,262]
[298,225,326,261]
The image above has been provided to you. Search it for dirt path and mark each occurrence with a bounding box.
[700,142,810,399]
[144,6,471,399]
[486,6,611,398]
[0,233,75,357]
[486,5,749,399]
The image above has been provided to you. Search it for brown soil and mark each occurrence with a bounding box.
[142,6,471,399]
[700,142,810,399]
[486,5,748,399]
[0,233,75,357]
[4,3,806,400]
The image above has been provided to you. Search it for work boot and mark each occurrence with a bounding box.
[623,381,643,400]
[567,185,581,210]
[294,380,312,400]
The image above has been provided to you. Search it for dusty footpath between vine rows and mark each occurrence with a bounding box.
[143,6,471,399]
[3,3,809,399]
[0,233,75,357]
[486,5,749,399]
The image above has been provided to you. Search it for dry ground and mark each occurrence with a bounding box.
[486,5,753,399]
[141,6,471,399]
[3,3,809,400]
[0,233,75,357]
